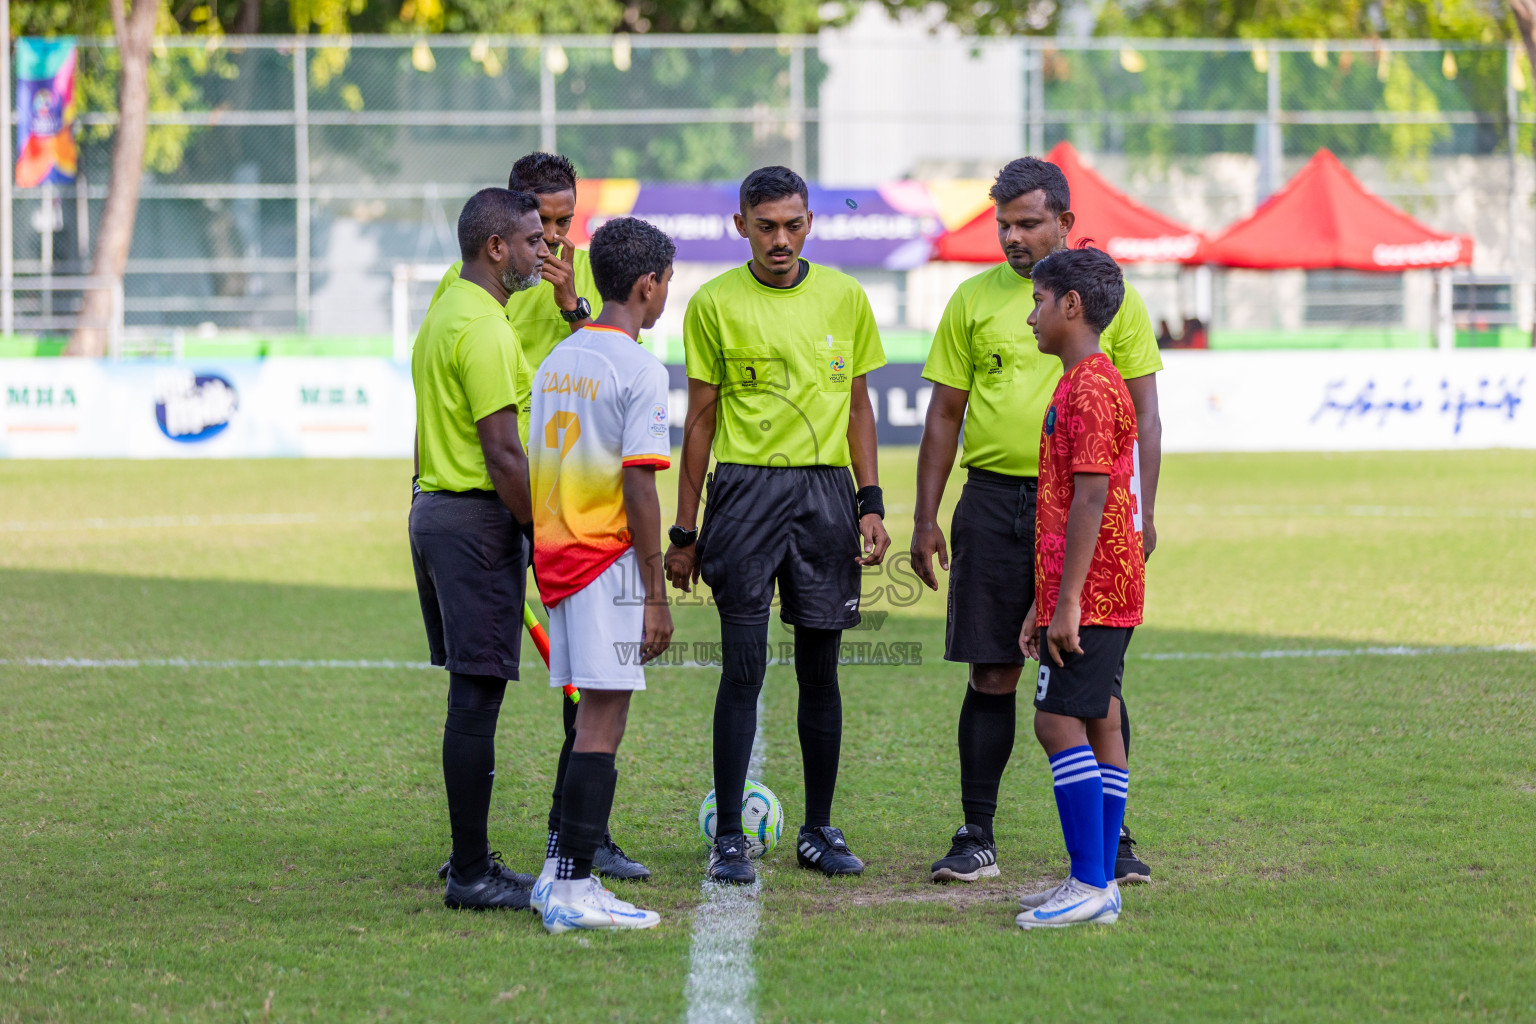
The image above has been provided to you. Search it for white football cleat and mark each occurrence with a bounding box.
[1018,878,1067,910]
[532,860,634,914]
[1016,876,1118,930]
[529,857,557,913]
[542,877,660,934]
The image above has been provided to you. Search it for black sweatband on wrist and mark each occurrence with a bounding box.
[856,485,885,520]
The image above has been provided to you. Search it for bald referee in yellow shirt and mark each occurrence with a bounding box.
[411,186,546,910]
[913,157,1163,887]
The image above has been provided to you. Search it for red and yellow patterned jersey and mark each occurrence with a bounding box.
[1035,352,1145,628]
[529,324,671,607]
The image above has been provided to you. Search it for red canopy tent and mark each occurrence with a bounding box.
[931,141,1203,263]
[1194,148,1472,270]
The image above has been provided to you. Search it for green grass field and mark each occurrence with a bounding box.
[2,450,1534,1023]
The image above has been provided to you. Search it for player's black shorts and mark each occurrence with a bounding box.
[697,462,861,630]
[408,489,527,679]
[945,468,1036,665]
[1032,626,1134,719]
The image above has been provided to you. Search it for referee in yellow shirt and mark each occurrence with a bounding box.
[663,166,891,886]
[912,157,1163,886]
[428,153,650,881]
[411,187,547,910]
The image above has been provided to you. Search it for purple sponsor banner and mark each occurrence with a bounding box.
[804,187,939,270]
[623,183,741,262]
[599,184,941,269]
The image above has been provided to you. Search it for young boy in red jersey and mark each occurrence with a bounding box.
[1014,247,1145,929]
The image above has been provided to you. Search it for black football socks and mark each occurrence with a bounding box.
[794,626,843,829]
[547,694,578,833]
[556,751,617,881]
[957,685,1017,838]
[711,620,769,837]
[442,672,506,880]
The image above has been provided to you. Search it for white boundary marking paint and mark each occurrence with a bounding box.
[2,645,1531,673]
[1160,503,1536,520]
[0,657,435,669]
[683,695,766,1024]
[4,505,1527,534]
[0,511,402,533]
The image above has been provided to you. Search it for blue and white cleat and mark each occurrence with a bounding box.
[532,859,635,914]
[530,858,556,913]
[542,877,660,934]
[1015,876,1118,929]
[1017,878,1066,910]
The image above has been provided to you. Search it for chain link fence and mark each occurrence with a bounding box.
[5,33,1532,346]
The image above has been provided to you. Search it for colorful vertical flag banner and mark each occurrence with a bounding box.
[15,37,79,187]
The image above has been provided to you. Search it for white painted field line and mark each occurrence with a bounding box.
[2,644,1532,674]
[0,510,403,533]
[0,657,436,670]
[1163,503,1536,520]
[1136,644,1535,661]
[683,695,766,1024]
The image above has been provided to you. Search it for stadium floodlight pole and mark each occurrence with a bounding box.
[523,600,579,703]
[2,0,14,336]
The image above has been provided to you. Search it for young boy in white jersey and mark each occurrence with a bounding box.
[527,217,677,933]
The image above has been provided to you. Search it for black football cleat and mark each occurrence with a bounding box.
[930,824,1000,882]
[706,832,757,885]
[796,825,864,877]
[438,849,535,889]
[593,833,652,881]
[1114,825,1151,884]
[443,865,532,911]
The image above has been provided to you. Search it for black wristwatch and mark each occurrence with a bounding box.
[560,297,591,323]
[669,524,699,547]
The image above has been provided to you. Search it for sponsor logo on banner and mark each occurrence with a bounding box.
[4,378,81,437]
[155,370,238,442]
[811,214,937,241]
[1311,375,1524,436]
[296,382,371,434]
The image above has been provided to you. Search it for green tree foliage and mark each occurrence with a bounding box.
[9,0,854,37]
[1093,0,1511,42]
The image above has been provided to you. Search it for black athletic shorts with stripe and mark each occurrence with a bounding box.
[408,489,527,679]
[697,462,861,630]
[1032,625,1134,719]
[945,468,1036,665]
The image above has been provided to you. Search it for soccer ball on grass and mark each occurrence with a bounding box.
[698,779,784,858]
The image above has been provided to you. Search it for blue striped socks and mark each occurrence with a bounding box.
[1049,745,1106,888]
[1099,763,1129,881]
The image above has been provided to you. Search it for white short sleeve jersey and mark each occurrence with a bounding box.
[529,324,672,607]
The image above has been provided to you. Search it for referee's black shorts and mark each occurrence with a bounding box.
[408,489,527,679]
[945,468,1036,666]
[697,462,861,631]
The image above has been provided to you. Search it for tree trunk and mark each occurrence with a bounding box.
[66,0,158,356]
[1513,1,1536,347]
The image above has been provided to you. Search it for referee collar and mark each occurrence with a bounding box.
[746,258,811,291]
